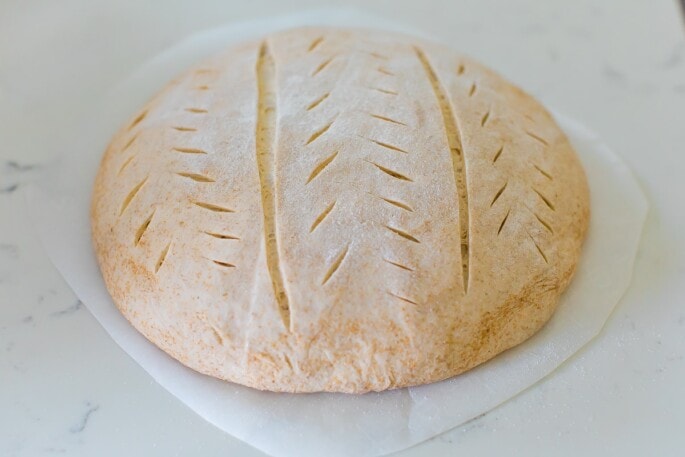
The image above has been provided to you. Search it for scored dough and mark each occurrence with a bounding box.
[91,27,589,393]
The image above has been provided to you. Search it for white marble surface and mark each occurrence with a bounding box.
[1,0,684,456]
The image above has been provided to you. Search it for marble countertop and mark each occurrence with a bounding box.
[2,0,684,456]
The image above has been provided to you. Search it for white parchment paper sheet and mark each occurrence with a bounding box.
[26,11,648,457]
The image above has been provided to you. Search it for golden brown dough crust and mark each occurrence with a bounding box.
[91,27,589,393]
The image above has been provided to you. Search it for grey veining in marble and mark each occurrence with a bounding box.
[50,301,84,319]
[69,403,100,434]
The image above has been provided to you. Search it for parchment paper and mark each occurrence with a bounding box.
[25,11,648,457]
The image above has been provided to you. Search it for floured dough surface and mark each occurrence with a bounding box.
[91,27,589,393]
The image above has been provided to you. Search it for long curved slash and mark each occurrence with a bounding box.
[256,42,292,330]
[415,47,470,293]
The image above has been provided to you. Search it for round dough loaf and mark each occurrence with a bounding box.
[91,27,589,393]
